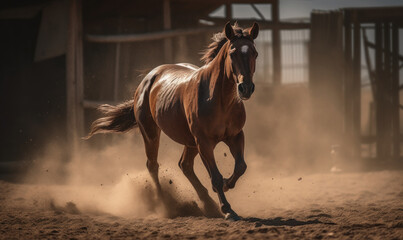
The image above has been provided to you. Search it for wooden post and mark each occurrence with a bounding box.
[66,0,77,150]
[352,12,361,159]
[263,42,269,82]
[343,11,353,155]
[163,0,172,63]
[75,0,84,139]
[271,0,281,85]
[375,22,384,160]
[66,0,84,152]
[392,23,400,161]
[177,35,187,62]
[226,2,232,20]
[114,43,121,101]
[384,22,392,160]
[114,17,122,101]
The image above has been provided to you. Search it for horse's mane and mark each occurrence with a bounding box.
[200,23,247,64]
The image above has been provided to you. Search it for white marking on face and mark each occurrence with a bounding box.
[241,45,249,54]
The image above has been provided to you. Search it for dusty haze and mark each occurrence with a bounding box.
[2,83,402,239]
[14,83,387,218]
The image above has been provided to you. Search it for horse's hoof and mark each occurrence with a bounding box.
[224,212,241,221]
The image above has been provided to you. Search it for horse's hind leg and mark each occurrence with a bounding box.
[137,117,162,193]
[179,146,222,217]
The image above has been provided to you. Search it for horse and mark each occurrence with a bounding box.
[85,22,259,220]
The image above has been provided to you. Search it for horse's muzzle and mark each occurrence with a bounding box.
[237,82,255,100]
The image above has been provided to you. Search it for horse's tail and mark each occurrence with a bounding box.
[84,99,137,139]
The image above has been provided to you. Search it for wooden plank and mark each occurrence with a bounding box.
[343,11,352,141]
[309,10,344,147]
[362,28,377,99]
[204,18,311,30]
[352,12,361,159]
[271,0,281,85]
[392,23,400,160]
[225,2,232,20]
[113,17,122,101]
[66,0,87,148]
[86,20,311,44]
[375,22,384,160]
[344,7,403,23]
[66,0,84,147]
[75,0,84,139]
[384,22,392,159]
[34,0,68,62]
[114,43,121,101]
[66,0,78,150]
[176,35,188,62]
[86,27,220,43]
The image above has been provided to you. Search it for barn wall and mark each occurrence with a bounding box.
[0,14,67,178]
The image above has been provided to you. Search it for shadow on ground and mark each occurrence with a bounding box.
[242,217,336,227]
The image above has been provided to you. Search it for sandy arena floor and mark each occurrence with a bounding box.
[1,170,402,239]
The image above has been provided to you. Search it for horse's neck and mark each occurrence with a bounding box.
[202,44,238,107]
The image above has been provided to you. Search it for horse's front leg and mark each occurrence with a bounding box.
[223,131,247,192]
[196,138,240,221]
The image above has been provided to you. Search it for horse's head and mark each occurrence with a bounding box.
[225,22,259,100]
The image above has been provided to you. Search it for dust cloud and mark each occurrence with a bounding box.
[14,82,387,219]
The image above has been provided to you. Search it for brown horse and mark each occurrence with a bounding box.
[86,22,259,220]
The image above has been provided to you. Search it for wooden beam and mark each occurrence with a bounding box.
[343,7,403,23]
[204,18,311,30]
[362,39,403,62]
[251,4,266,21]
[86,27,220,43]
[362,28,377,100]
[86,20,310,44]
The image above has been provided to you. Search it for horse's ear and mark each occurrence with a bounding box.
[224,22,235,40]
[249,22,259,40]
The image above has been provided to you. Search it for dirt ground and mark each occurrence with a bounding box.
[1,169,402,239]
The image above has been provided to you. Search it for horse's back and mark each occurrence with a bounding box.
[134,63,199,146]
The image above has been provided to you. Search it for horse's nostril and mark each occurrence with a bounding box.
[238,83,245,94]
[250,83,255,93]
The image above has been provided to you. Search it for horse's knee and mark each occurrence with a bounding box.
[211,173,224,192]
[236,161,247,176]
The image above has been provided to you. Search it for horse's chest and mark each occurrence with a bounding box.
[206,108,245,140]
